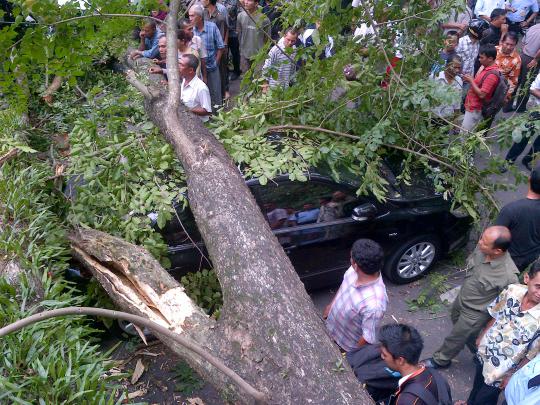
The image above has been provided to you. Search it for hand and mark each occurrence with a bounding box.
[462,74,473,84]
[149,66,163,74]
[130,50,141,60]
[501,23,509,34]
[152,58,160,64]
[528,59,538,69]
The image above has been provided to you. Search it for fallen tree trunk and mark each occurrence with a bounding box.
[71,3,372,403]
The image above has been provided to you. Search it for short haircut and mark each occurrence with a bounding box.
[528,260,540,280]
[209,0,217,5]
[351,239,384,275]
[503,31,518,44]
[190,4,204,17]
[447,54,462,66]
[493,233,511,251]
[178,18,191,30]
[284,27,299,37]
[479,44,497,60]
[182,53,199,71]
[446,30,458,38]
[144,19,157,30]
[379,324,424,365]
[490,8,507,20]
[531,164,540,194]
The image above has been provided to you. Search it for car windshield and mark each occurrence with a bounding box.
[314,157,437,201]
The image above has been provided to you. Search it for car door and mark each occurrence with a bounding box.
[251,177,376,290]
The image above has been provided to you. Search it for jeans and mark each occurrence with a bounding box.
[505,111,540,165]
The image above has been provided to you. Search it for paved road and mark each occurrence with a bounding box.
[310,132,531,403]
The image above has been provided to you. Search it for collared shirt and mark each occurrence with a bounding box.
[478,284,540,386]
[204,6,228,42]
[507,0,539,23]
[457,247,519,311]
[262,37,298,89]
[474,0,506,17]
[456,35,479,76]
[496,47,522,95]
[181,76,212,122]
[326,267,387,352]
[464,64,501,112]
[193,21,224,71]
[531,72,540,105]
[522,24,540,58]
[142,28,164,59]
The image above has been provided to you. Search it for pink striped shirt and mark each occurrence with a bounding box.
[326,267,388,352]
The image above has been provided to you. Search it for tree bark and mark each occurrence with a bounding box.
[110,7,373,402]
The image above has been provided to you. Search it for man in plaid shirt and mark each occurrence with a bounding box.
[324,239,388,352]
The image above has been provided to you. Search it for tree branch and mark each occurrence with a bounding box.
[166,0,181,109]
[0,307,267,404]
[125,70,154,99]
[0,149,20,167]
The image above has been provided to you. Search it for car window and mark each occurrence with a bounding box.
[160,204,202,245]
[255,181,358,230]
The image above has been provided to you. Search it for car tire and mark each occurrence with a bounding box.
[383,235,441,284]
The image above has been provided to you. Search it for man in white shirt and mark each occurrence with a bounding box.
[180,54,212,122]
[475,0,508,21]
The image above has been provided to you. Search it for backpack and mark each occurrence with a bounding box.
[479,70,508,118]
[400,368,453,405]
[346,344,400,402]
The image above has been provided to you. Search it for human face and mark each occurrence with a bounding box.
[380,346,400,370]
[201,0,210,8]
[158,37,167,59]
[447,61,462,77]
[283,32,298,48]
[478,53,494,67]
[491,15,506,28]
[143,23,155,38]
[501,38,517,55]
[244,0,257,12]
[524,272,540,306]
[478,229,499,256]
[188,8,202,25]
[178,56,193,79]
[444,36,458,52]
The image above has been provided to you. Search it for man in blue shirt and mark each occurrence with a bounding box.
[130,20,164,60]
[189,4,225,108]
[507,0,539,34]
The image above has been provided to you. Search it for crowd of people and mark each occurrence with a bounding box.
[126,1,540,404]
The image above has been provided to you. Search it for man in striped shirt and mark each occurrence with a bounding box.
[324,239,388,352]
[261,27,299,92]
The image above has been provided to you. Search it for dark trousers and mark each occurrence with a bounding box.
[228,35,240,75]
[505,111,540,165]
[467,358,501,405]
[513,53,540,112]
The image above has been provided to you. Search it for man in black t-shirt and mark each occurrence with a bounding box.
[495,164,540,271]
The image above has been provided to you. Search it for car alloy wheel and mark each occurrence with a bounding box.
[396,241,437,279]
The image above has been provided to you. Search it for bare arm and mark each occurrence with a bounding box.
[190,106,211,116]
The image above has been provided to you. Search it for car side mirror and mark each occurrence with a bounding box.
[352,203,377,222]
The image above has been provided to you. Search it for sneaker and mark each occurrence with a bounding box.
[421,358,451,369]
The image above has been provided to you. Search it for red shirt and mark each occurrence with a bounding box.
[464,64,500,112]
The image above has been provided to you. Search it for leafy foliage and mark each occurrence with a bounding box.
[181,269,223,318]
[172,361,205,395]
